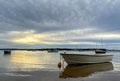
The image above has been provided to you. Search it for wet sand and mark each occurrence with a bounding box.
[0,70,120,81]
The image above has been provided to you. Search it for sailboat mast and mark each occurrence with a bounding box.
[101,39,103,48]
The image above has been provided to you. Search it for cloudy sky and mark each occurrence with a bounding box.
[0,0,120,49]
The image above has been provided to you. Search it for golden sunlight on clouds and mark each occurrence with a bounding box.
[10,30,50,44]
[12,37,40,44]
[12,35,51,45]
[10,30,120,45]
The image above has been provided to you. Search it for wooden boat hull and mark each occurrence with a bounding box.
[61,53,113,64]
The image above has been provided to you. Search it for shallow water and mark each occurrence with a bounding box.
[0,50,120,81]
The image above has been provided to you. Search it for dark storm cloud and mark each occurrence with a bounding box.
[0,0,119,33]
[0,0,101,33]
[94,0,120,32]
[0,0,120,33]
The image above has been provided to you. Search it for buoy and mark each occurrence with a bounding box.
[58,62,62,69]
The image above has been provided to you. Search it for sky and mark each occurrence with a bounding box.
[0,0,120,49]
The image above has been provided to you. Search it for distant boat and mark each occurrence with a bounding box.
[60,53,113,64]
[95,39,107,54]
[47,50,58,53]
[95,49,106,54]
[4,50,11,55]
[60,62,113,78]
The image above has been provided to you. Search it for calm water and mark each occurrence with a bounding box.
[0,50,120,81]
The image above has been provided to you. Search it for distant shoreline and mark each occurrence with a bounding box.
[0,48,119,52]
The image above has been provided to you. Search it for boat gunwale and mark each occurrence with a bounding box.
[60,53,113,57]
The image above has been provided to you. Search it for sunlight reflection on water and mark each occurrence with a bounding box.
[0,51,60,71]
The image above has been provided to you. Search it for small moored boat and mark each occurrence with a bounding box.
[95,50,106,54]
[60,53,113,64]
[47,49,58,53]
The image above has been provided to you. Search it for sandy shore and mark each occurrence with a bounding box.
[0,70,120,81]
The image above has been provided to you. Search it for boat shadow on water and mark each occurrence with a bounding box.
[59,62,113,78]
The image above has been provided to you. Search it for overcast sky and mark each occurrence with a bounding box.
[0,0,120,49]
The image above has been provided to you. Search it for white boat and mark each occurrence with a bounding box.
[60,62,113,78]
[60,53,113,64]
[95,49,106,54]
[47,50,58,53]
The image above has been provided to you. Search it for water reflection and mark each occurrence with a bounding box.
[60,62,113,78]
[5,51,58,71]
